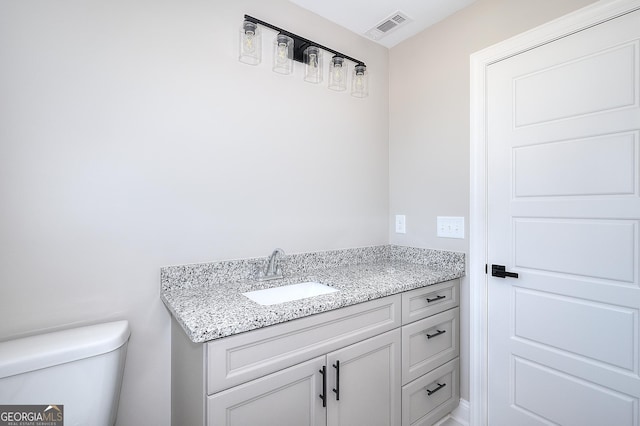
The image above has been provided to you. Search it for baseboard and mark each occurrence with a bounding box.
[434,398,470,426]
[450,398,470,425]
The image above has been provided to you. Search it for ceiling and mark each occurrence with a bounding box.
[288,0,477,48]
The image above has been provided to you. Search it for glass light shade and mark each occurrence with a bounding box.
[303,46,323,84]
[351,64,369,98]
[272,34,294,75]
[238,21,261,65]
[328,56,347,91]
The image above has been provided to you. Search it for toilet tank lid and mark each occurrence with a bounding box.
[0,320,130,379]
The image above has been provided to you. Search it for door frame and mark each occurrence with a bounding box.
[469,0,640,424]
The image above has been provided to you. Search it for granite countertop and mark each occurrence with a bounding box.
[161,245,465,343]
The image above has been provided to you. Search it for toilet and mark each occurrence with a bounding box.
[0,320,130,426]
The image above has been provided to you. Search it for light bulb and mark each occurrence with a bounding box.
[277,42,288,64]
[244,31,255,53]
[239,21,261,65]
[272,34,293,74]
[328,56,346,91]
[351,64,368,98]
[304,46,322,84]
[332,65,343,82]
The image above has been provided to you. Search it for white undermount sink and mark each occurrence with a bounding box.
[242,282,338,306]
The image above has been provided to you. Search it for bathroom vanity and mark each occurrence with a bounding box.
[162,245,464,426]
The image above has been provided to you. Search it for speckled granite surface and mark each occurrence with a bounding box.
[161,245,464,343]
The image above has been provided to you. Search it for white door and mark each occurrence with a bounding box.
[487,8,640,426]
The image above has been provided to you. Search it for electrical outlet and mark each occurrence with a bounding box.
[437,216,464,239]
[395,215,406,234]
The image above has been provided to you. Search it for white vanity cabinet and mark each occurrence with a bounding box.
[171,279,460,426]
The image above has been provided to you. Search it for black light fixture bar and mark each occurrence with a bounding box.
[244,15,366,67]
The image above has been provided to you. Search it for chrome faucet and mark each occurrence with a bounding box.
[257,248,285,281]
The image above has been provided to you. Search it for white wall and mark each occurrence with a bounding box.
[0,1,388,424]
[388,0,597,402]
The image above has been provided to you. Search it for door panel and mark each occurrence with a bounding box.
[514,288,636,371]
[513,357,635,426]
[487,8,640,425]
[513,218,637,283]
[513,132,637,197]
[513,42,637,127]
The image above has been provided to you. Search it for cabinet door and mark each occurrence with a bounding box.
[326,329,401,426]
[207,356,326,426]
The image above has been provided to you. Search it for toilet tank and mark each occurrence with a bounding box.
[0,320,130,426]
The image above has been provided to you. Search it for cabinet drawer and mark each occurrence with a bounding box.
[401,280,459,324]
[401,308,459,385]
[402,358,459,426]
[207,294,401,394]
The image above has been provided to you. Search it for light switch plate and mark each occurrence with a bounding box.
[437,216,464,239]
[395,215,406,234]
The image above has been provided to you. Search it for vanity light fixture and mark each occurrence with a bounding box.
[239,15,368,98]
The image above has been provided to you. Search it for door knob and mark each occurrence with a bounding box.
[491,264,519,279]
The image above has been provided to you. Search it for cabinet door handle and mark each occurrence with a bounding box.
[426,382,446,396]
[319,366,326,407]
[332,360,340,401]
[426,294,446,303]
[426,329,446,339]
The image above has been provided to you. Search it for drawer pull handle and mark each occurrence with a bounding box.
[319,366,326,407]
[332,360,340,401]
[426,295,446,303]
[426,329,446,339]
[426,382,446,396]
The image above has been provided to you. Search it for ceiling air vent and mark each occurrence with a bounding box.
[365,11,412,40]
